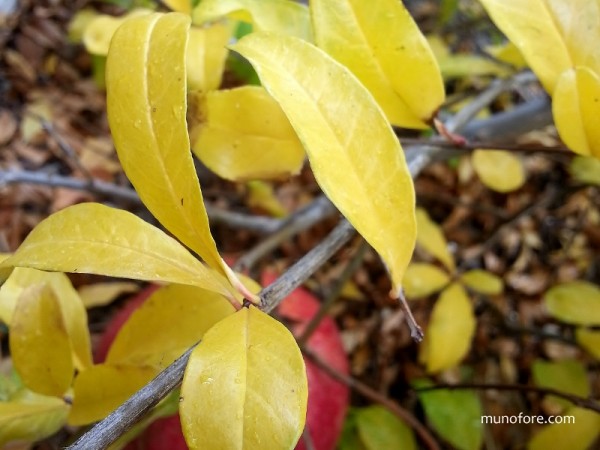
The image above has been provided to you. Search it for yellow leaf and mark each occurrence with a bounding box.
[163,0,191,14]
[68,364,158,426]
[532,359,590,413]
[0,393,69,446]
[421,283,475,373]
[428,35,512,79]
[68,8,98,43]
[312,0,444,128]
[106,284,234,368]
[78,281,139,309]
[180,306,307,449]
[460,269,503,295]
[544,281,600,326]
[553,67,600,158]
[187,23,231,92]
[575,328,600,359]
[0,203,233,298]
[106,13,225,274]
[402,263,449,298]
[191,86,306,181]
[246,181,288,218]
[232,32,416,297]
[528,407,600,450]
[472,149,525,192]
[192,0,312,41]
[0,269,92,370]
[570,156,600,186]
[480,0,600,94]
[10,285,74,397]
[415,208,454,272]
[82,9,154,56]
[485,41,527,69]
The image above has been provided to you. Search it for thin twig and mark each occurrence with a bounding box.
[413,383,600,414]
[233,195,337,272]
[0,169,282,234]
[303,348,440,450]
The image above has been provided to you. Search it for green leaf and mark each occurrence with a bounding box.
[553,67,600,158]
[544,281,600,326]
[528,407,600,450]
[420,283,476,373]
[311,0,444,128]
[232,32,416,298]
[0,392,69,447]
[106,284,235,368]
[192,0,312,41]
[415,208,454,272]
[569,156,600,186]
[532,359,590,412]
[106,13,225,274]
[575,328,600,359]
[402,263,449,298]
[414,379,483,450]
[68,364,158,426]
[10,285,74,397]
[355,405,417,450]
[460,269,503,295]
[180,306,307,449]
[0,203,233,298]
[191,86,305,181]
[472,150,526,192]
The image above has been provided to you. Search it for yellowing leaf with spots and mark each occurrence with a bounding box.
[191,86,305,181]
[553,67,600,158]
[544,281,600,326]
[472,150,525,192]
[479,0,600,93]
[10,285,74,397]
[106,13,225,275]
[403,263,449,298]
[192,0,312,41]
[187,23,231,92]
[0,204,233,298]
[232,33,416,297]
[106,284,235,368]
[415,208,454,272]
[421,283,475,373]
[460,269,503,295]
[528,407,600,450]
[68,364,158,426]
[312,0,444,128]
[181,306,307,449]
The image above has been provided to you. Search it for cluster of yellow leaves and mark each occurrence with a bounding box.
[403,209,503,373]
[480,0,600,158]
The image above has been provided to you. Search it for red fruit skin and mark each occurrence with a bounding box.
[262,270,350,450]
[123,414,188,450]
[94,284,160,364]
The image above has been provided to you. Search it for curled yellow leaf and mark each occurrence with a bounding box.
[191,86,305,181]
[0,203,233,298]
[553,67,600,158]
[192,0,312,41]
[312,0,444,128]
[181,306,307,449]
[232,32,416,297]
[402,263,449,298]
[415,208,454,272]
[10,285,74,397]
[421,283,475,373]
[472,149,525,192]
